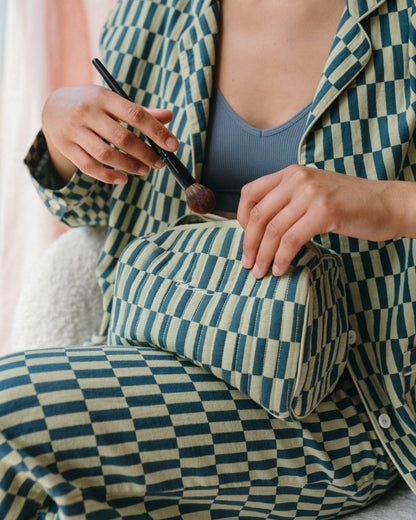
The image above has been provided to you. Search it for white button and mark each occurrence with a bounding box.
[378,413,391,429]
[348,330,357,345]
[49,199,60,210]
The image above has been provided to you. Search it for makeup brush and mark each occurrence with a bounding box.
[92,58,216,215]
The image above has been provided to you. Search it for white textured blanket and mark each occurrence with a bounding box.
[10,226,107,351]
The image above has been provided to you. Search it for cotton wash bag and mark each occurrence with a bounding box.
[108,216,350,420]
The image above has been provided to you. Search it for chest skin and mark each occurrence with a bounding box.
[215,0,346,130]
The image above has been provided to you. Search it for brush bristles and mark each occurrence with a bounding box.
[185,183,216,214]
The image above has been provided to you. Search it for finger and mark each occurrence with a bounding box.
[237,171,285,229]
[147,108,174,125]
[76,126,154,176]
[251,205,307,279]
[273,212,322,276]
[101,90,179,152]
[92,114,165,171]
[68,142,128,184]
[241,181,294,270]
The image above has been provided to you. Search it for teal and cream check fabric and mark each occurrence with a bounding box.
[0,347,397,519]
[7,0,416,516]
[109,218,349,421]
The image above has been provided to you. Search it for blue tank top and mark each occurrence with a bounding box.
[201,88,311,212]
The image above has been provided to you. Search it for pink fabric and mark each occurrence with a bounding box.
[46,1,93,88]
[0,0,115,354]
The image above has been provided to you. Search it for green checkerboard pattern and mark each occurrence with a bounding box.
[0,347,398,519]
[14,0,416,516]
[109,218,349,421]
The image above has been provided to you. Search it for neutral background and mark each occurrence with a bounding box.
[0,0,115,354]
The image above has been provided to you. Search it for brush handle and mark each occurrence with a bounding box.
[148,143,195,190]
[92,58,195,190]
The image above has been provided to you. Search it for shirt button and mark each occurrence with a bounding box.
[378,413,391,429]
[348,330,357,345]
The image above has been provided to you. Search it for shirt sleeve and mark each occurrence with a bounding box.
[24,130,111,228]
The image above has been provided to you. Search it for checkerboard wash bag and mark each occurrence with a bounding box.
[108,215,350,420]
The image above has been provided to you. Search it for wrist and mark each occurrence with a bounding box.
[43,131,77,186]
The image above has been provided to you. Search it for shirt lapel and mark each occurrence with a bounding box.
[178,0,219,182]
[299,0,387,163]
[176,0,389,174]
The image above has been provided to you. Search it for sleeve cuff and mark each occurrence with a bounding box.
[24,129,110,225]
[24,130,67,191]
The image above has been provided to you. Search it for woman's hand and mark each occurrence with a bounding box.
[237,165,405,278]
[41,85,179,185]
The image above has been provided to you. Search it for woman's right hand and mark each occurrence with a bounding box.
[41,85,179,185]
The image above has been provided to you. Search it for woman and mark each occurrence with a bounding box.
[1,0,416,517]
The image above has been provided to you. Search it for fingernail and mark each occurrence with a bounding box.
[252,264,261,278]
[138,165,149,174]
[166,137,178,151]
[113,177,127,184]
[154,159,165,169]
[242,255,249,269]
[272,264,281,276]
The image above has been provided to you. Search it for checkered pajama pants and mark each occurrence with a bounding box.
[0,345,398,520]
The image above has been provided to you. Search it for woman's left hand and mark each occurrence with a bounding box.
[237,164,403,278]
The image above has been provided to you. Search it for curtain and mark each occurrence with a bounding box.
[0,0,115,354]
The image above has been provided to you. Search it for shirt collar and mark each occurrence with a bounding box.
[346,0,387,21]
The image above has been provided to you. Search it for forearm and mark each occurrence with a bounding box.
[382,179,416,239]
